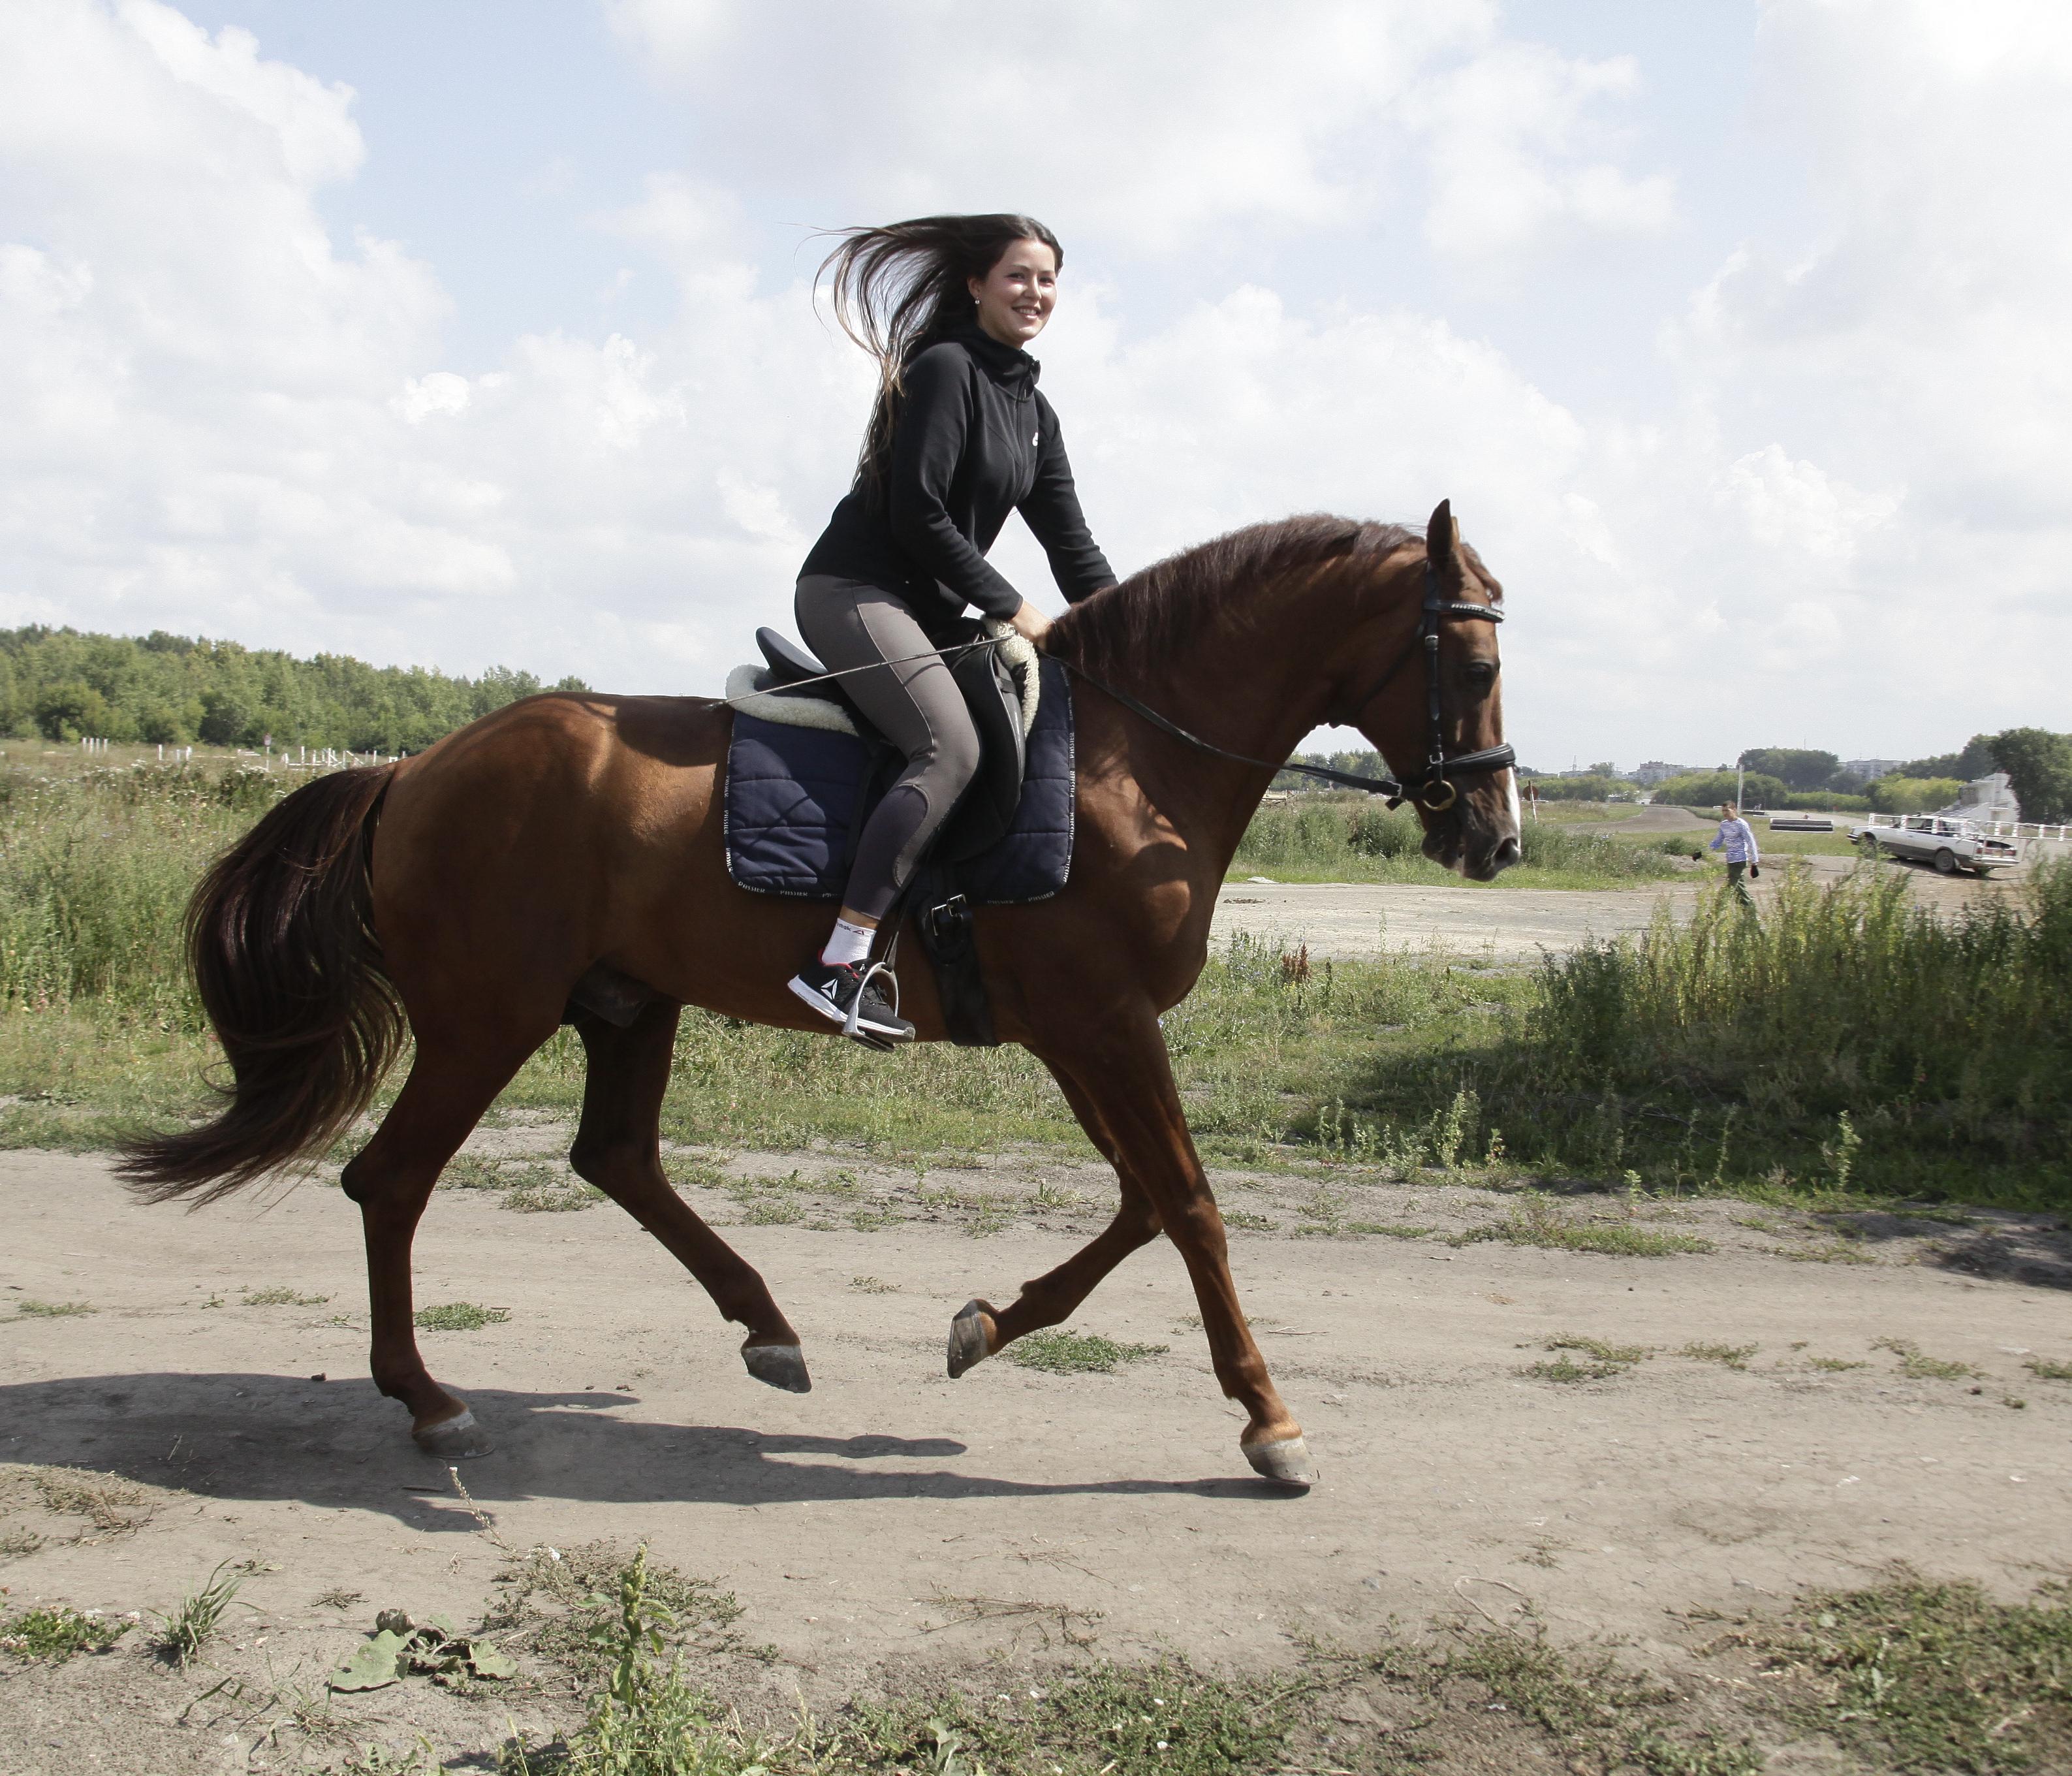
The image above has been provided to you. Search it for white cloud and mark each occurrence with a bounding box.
[0,0,2067,773]
[1411,43,1676,261]
[1713,445,1900,564]
[604,0,1671,260]
[392,372,471,424]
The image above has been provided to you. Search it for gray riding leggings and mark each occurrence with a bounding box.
[794,574,981,923]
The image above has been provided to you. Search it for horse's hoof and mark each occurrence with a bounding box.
[413,1407,491,1459]
[947,1299,997,1379]
[1243,1434,1317,1489]
[742,1342,812,1393]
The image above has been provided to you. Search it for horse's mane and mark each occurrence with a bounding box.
[1048,515,1419,682]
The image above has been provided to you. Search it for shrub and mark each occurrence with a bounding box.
[1360,861,2072,1207]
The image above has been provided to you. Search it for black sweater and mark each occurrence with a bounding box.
[800,324,1114,629]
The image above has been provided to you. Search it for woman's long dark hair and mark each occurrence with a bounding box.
[819,214,1063,496]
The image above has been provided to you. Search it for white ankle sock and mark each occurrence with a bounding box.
[820,917,875,968]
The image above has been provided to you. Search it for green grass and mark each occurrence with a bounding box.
[1522,1334,1650,1383]
[1725,1573,2072,1773]
[242,1286,328,1307]
[413,1302,509,1332]
[11,1298,95,1317]
[1682,1342,1757,1370]
[1233,792,1684,889]
[1347,861,2072,1209]
[2025,1357,2072,1381]
[1874,1337,1983,1381]
[1451,1190,1712,1256]
[1004,1329,1169,1375]
[0,1604,129,1660]
[150,1560,244,1668]
[5,764,2069,1216]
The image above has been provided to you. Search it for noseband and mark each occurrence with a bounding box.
[1054,560,1515,812]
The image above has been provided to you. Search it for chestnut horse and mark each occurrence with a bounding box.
[120,501,1516,1489]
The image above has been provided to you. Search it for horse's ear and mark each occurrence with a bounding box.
[1426,500,1456,580]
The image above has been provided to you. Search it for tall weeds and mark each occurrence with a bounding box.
[1232,793,1680,885]
[1376,863,2072,1205]
[0,767,277,1021]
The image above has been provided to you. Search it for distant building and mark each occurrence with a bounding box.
[1844,758,1906,781]
[1939,772,2020,824]
[1631,761,1684,786]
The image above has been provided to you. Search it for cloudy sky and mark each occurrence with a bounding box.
[2,1,2066,770]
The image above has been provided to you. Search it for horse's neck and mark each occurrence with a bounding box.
[1098,563,1400,870]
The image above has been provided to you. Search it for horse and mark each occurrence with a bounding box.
[119,500,1517,1489]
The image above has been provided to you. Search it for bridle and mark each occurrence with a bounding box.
[1055,560,1515,813]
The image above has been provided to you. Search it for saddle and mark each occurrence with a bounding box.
[740,616,1033,862]
[714,617,1075,1047]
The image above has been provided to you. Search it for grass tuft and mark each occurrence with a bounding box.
[1454,1191,1712,1257]
[414,1302,509,1333]
[2024,1357,2072,1382]
[242,1286,328,1307]
[1524,1335,1650,1383]
[1681,1342,1757,1371]
[151,1560,244,1668]
[12,1298,95,1318]
[1874,1337,1983,1381]
[0,1604,129,1661]
[1005,1329,1169,1376]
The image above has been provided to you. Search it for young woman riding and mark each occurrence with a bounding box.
[787,214,1114,1042]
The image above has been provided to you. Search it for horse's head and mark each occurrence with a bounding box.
[1342,500,1520,882]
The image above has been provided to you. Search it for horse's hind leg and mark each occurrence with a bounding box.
[947,1060,1162,1378]
[568,1002,809,1393]
[340,1030,544,1456]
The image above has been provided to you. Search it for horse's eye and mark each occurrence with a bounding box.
[1462,660,1498,690]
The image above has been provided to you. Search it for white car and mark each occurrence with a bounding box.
[1847,815,2022,876]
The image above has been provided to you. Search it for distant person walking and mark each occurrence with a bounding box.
[1709,802,1760,906]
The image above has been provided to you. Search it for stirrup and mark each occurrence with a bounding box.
[842,957,902,1043]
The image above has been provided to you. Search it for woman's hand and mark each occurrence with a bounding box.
[1007,601,1052,646]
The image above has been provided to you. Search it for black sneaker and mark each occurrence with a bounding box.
[787,959,915,1043]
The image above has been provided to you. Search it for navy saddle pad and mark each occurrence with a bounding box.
[723,656,1073,904]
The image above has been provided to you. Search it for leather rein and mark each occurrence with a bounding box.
[1054,562,1515,812]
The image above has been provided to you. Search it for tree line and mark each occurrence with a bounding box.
[0,626,589,755]
[1730,737,2072,823]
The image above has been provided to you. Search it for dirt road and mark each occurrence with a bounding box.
[1212,851,2024,963]
[3,1146,2067,1768]
[1212,880,1702,962]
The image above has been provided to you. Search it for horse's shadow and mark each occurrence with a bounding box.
[0,1372,1277,1526]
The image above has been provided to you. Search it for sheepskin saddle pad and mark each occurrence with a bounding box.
[721,619,1073,904]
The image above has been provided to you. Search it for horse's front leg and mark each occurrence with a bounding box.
[946,1059,1163,1376]
[1011,1015,1314,1487]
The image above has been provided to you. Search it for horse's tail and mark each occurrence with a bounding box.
[118,765,404,1207]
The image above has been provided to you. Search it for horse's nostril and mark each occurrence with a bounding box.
[1493,836,1522,868]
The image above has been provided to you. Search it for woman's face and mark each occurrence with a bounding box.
[969,238,1058,349]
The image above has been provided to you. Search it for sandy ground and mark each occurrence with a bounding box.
[3,1145,2068,1769]
[1212,829,2026,963]
[1211,880,1703,962]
